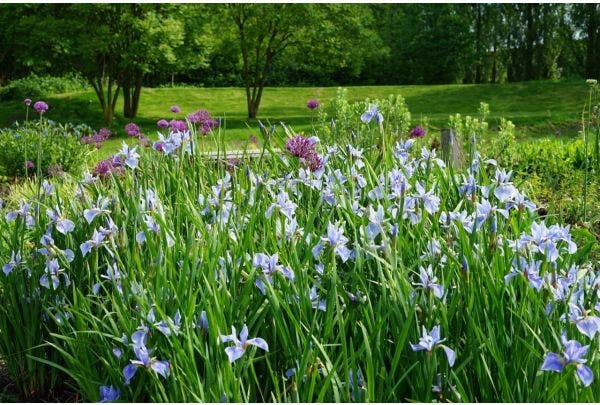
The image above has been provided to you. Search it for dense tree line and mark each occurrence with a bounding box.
[0,3,598,120]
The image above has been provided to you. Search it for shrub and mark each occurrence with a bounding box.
[0,73,88,102]
[0,119,90,177]
[317,88,412,149]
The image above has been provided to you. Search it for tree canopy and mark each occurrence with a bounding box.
[0,3,598,122]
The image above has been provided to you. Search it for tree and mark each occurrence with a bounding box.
[573,4,600,79]
[118,4,187,119]
[19,4,187,124]
[223,4,382,118]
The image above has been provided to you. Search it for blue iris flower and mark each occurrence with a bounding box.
[410,325,456,367]
[541,335,593,387]
[361,104,384,124]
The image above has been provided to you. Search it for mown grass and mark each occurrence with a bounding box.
[0,80,590,159]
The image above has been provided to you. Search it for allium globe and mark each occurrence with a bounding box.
[24,98,32,107]
[170,105,181,113]
[187,109,211,124]
[125,123,140,137]
[285,135,323,171]
[93,156,124,178]
[307,99,319,110]
[409,126,427,138]
[34,101,49,114]
[157,119,169,129]
[169,120,187,132]
[285,135,317,158]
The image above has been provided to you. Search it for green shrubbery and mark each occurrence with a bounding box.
[0,120,91,177]
[0,74,88,102]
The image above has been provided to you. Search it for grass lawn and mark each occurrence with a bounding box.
[0,79,590,159]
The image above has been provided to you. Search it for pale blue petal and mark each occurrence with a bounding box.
[225,346,245,363]
[83,209,98,224]
[246,337,269,352]
[123,364,138,385]
[155,320,171,337]
[151,360,170,379]
[99,385,120,403]
[410,343,426,352]
[541,352,565,372]
[576,318,600,339]
[441,345,456,367]
[576,364,594,387]
[431,284,444,299]
[80,242,92,257]
[240,325,249,344]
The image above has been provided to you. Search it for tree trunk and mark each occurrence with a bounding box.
[131,71,143,118]
[123,83,132,119]
[248,101,257,119]
[474,4,483,84]
[491,42,498,83]
[524,4,536,81]
[586,4,600,79]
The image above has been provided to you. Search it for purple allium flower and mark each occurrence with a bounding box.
[25,160,35,169]
[157,119,169,129]
[33,101,48,114]
[304,151,324,171]
[124,123,140,137]
[410,325,456,367]
[169,119,188,132]
[286,135,317,158]
[93,157,124,178]
[187,109,211,124]
[82,128,110,148]
[285,135,323,171]
[307,99,319,110]
[24,98,32,106]
[541,335,593,387]
[170,105,181,113]
[99,385,120,403]
[409,126,427,138]
[201,118,219,135]
[220,324,269,363]
[98,128,112,139]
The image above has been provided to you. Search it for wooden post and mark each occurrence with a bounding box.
[441,128,461,167]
